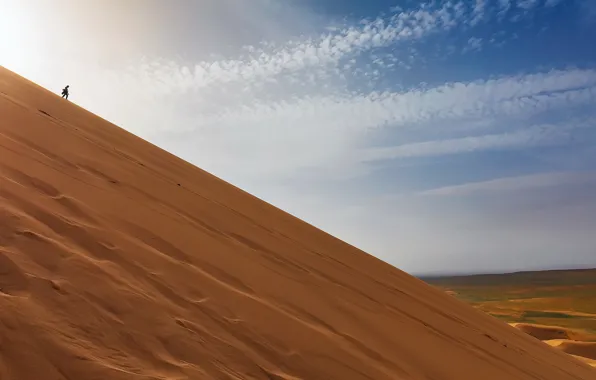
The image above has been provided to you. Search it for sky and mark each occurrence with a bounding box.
[1,0,596,275]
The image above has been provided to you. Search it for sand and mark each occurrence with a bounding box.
[558,342,596,361]
[0,65,595,379]
[573,356,596,368]
[512,323,596,344]
[545,341,596,361]
[511,323,580,341]
[544,338,596,367]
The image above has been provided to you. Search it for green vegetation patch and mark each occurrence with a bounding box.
[521,311,578,319]
[487,313,517,322]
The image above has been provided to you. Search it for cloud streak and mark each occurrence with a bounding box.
[167,68,596,174]
[168,68,596,132]
[421,171,596,196]
[360,121,580,161]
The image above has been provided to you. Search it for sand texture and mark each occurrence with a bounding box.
[0,66,595,379]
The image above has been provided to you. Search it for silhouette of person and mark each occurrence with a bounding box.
[61,85,70,100]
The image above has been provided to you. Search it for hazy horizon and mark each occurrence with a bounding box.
[414,265,596,278]
[2,0,596,275]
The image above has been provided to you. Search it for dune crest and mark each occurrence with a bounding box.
[0,66,595,379]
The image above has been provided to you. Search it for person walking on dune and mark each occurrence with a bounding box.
[61,85,69,100]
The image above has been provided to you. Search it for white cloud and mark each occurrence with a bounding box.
[464,36,483,52]
[498,0,512,16]
[173,68,596,131]
[124,0,562,98]
[421,171,596,196]
[127,1,478,94]
[359,121,580,162]
[470,0,487,26]
[111,67,596,183]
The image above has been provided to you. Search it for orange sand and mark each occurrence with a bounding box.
[553,341,596,361]
[512,323,579,341]
[545,339,596,362]
[557,341,596,361]
[573,355,596,368]
[512,323,596,344]
[0,66,595,379]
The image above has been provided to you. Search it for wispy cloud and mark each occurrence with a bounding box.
[131,1,474,93]
[470,0,488,26]
[172,67,596,131]
[464,36,483,52]
[498,0,512,16]
[359,120,587,162]
[135,67,596,186]
[127,0,556,97]
[421,171,596,196]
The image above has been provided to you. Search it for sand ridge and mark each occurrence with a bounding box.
[512,323,596,342]
[512,323,580,341]
[554,341,596,361]
[0,66,595,379]
[514,324,596,364]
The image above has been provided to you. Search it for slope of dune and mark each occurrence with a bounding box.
[0,66,595,379]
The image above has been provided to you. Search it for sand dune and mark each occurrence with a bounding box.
[558,342,596,361]
[512,323,596,344]
[511,323,581,341]
[0,66,595,379]
[545,340,596,361]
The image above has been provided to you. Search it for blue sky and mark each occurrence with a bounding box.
[2,0,596,275]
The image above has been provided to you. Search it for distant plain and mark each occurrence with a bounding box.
[423,269,596,366]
